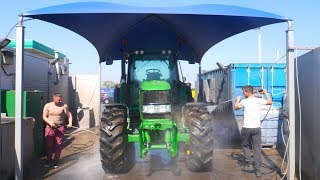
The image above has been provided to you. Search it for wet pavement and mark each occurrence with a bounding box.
[23,125,286,180]
[22,104,286,180]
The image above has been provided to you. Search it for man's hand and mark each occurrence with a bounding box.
[48,122,56,128]
[262,89,268,94]
[262,89,273,105]
[234,96,242,110]
[67,123,72,128]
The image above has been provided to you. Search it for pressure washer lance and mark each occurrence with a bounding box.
[70,126,97,134]
[214,90,272,125]
[216,90,264,105]
[217,98,237,105]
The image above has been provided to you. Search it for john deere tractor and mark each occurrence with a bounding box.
[100,49,213,173]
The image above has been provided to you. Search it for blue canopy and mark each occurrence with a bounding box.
[23,2,288,64]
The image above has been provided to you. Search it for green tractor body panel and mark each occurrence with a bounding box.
[140,80,170,91]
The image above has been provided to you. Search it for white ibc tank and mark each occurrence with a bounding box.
[77,107,94,129]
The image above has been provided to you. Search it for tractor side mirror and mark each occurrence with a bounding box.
[182,77,186,82]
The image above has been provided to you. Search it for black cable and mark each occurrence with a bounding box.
[1,65,15,76]
[0,18,33,46]
[66,140,95,152]
[0,23,18,45]
[226,154,277,174]
[63,129,98,152]
[260,92,273,125]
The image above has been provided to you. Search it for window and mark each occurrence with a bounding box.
[133,59,170,82]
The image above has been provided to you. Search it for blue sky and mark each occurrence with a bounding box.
[1,0,319,86]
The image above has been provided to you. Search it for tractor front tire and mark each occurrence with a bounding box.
[100,106,134,173]
[184,104,214,172]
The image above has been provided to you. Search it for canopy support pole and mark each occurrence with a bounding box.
[198,62,203,102]
[286,20,295,180]
[15,16,25,180]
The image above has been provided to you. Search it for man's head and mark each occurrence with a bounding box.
[242,85,253,98]
[53,93,63,105]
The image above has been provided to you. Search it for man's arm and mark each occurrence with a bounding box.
[234,96,242,110]
[65,106,73,128]
[262,89,272,105]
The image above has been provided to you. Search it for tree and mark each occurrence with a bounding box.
[102,80,116,88]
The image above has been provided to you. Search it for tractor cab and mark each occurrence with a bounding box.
[115,49,192,123]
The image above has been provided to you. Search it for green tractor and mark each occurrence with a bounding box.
[100,49,214,173]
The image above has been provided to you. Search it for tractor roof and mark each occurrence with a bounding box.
[23,2,288,64]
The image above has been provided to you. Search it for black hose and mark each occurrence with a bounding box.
[226,154,277,174]
[1,65,15,76]
[260,92,273,125]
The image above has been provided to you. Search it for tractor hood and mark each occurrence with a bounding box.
[23,2,288,64]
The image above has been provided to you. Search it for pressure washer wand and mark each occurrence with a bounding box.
[217,89,265,105]
[218,90,262,104]
[218,98,237,105]
[70,126,97,134]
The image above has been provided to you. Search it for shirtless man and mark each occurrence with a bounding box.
[42,93,72,168]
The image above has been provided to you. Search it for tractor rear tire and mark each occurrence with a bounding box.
[99,106,134,173]
[184,104,214,172]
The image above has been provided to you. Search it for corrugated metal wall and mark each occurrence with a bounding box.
[199,68,232,111]
[1,63,15,90]
[1,48,70,106]
[295,48,320,179]
[23,52,51,100]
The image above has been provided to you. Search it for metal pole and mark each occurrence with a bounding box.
[261,67,264,89]
[247,66,250,85]
[15,16,24,180]
[286,20,295,180]
[0,49,2,173]
[98,62,101,123]
[258,28,262,64]
[288,46,318,50]
[198,62,203,102]
[271,66,274,96]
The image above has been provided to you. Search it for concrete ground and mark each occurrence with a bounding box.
[22,104,287,180]
[23,126,286,180]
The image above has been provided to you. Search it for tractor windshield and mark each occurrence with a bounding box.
[134,60,169,81]
[131,59,179,83]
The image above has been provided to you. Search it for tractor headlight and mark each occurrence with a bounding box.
[142,104,171,114]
